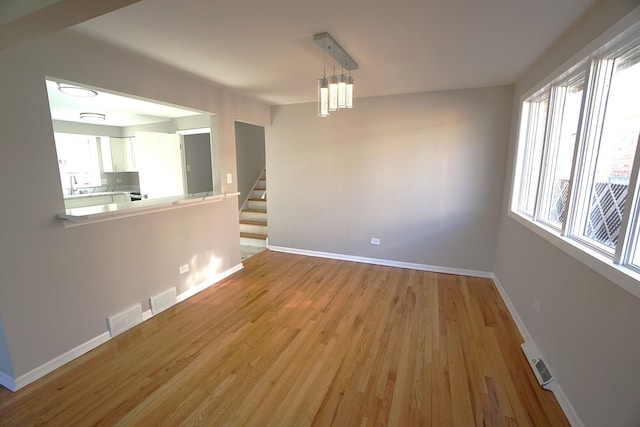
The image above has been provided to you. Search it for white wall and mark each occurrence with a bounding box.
[494,1,640,426]
[266,86,512,272]
[0,30,269,381]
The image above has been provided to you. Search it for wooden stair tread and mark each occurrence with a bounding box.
[243,208,267,213]
[248,198,266,202]
[240,232,267,240]
[240,220,267,226]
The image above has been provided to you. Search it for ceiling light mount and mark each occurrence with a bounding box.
[80,112,106,121]
[313,33,358,71]
[58,83,98,97]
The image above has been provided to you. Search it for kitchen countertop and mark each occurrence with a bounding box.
[63,191,131,200]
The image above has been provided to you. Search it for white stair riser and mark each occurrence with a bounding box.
[246,200,267,210]
[241,236,267,247]
[239,223,268,234]
[252,189,266,199]
[241,211,267,221]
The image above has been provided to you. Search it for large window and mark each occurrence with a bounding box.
[512,29,640,286]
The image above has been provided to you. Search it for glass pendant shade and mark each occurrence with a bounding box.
[346,76,354,109]
[318,78,329,117]
[329,75,339,111]
[338,74,347,109]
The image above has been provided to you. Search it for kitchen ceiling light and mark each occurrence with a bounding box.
[58,83,98,97]
[80,112,106,121]
[314,32,357,118]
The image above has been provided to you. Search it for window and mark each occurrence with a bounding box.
[512,28,640,289]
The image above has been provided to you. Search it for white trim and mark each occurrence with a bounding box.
[13,331,110,391]
[141,309,153,321]
[548,382,586,427]
[492,273,584,427]
[0,370,16,392]
[490,274,532,342]
[268,246,493,278]
[176,263,244,303]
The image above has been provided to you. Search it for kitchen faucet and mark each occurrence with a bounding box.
[69,175,77,195]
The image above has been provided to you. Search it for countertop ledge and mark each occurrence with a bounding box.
[58,192,240,226]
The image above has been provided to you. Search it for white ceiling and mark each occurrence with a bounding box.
[46,79,202,127]
[68,0,598,106]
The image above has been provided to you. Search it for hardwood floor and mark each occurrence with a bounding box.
[0,250,568,426]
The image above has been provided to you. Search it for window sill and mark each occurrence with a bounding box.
[508,210,640,299]
[58,192,240,226]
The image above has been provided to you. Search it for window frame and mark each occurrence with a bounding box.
[508,17,640,299]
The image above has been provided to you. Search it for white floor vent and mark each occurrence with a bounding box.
[150,287,177,315]
[521,340,556,390]
[108,303,143,337]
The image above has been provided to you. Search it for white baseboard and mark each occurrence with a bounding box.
[268,246,493,279]
[491,274,583,427]
[0,369,16,392]
[548,381,585,427]
[490,274,532,342]
[13,331,111,391]
[1,263,245,393]
[176,263,244,303]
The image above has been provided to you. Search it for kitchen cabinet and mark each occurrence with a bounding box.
[63,192,131,209]
[102,137,135,172]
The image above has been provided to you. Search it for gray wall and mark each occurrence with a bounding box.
[494,1,640,426]
[266,86,512,272]
[0,31,269,379]
[235,121,266,208]
[0,317,12,376]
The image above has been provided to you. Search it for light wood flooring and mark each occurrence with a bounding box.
[0,250,568,426]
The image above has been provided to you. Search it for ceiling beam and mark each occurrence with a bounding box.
[0,0,142,51]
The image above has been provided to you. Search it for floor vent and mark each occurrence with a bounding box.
[521,340,556,390]
[107,303,143,337]
[150,287,177,315]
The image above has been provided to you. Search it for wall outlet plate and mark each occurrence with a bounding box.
[226,173,233,184]
[179,264,189,274]
[370,237,381,245]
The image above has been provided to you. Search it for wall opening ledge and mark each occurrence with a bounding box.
[58,192,240,226]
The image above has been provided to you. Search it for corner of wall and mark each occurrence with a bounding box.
[491,273,585,427]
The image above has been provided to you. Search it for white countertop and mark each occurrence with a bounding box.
[63,191,131,200]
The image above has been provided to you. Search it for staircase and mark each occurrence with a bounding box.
[239,170,268,247]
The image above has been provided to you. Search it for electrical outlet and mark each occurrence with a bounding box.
[226,173,233,184]
[179,264,189,274]
[532,298,541,314]
[370,237,381,245]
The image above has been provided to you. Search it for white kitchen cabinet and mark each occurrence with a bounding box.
[102,137,135,172]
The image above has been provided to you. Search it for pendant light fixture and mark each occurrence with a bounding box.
[338,69,347,109]
[329,75,339,112]
[314,32,358,118]
[318,38,330,117]
[346,73,354,109]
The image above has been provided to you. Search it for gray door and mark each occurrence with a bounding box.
[183,133,213,195]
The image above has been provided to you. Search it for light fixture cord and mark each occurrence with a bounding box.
[323,39,327,78]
